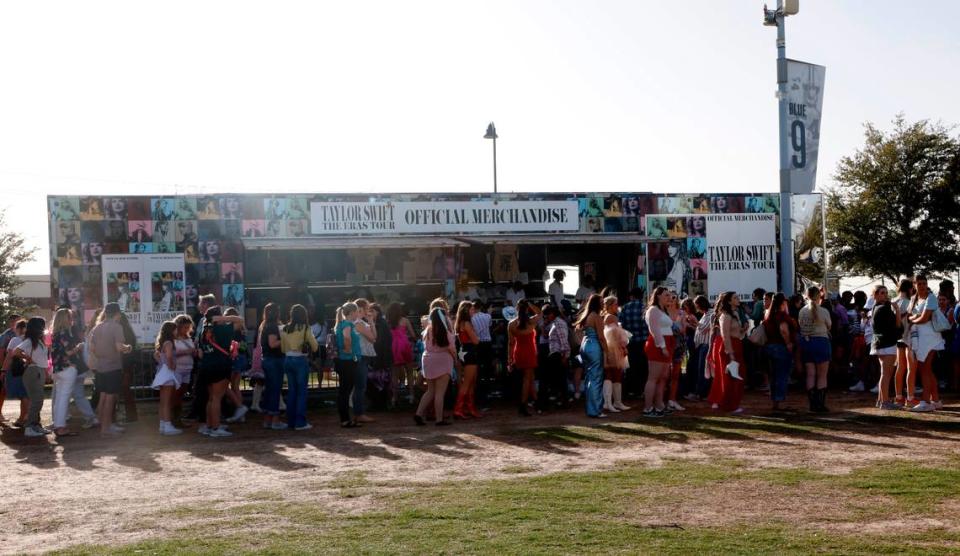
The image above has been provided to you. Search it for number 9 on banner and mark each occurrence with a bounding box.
[791,120,806,168]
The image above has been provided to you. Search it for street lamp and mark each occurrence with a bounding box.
[483,122,498,194]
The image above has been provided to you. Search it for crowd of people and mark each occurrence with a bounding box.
[1,272,956,439]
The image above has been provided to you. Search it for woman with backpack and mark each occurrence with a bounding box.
[197,306,244,437]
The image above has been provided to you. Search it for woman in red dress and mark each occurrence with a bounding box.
[707,291,747,413]
[508,299,542,417]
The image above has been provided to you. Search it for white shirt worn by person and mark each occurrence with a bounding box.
[13,337,48,368]
[548,281,564,308]
[471,312,492,343]
[645,306,674,348]
[575,286,595,304]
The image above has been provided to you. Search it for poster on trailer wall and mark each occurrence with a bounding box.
[102,253,187,344]
[645,213,777,302]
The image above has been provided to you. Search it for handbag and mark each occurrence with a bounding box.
[726,360,742,380]
[748,323,767,346]
[10,355,26,377]
[932,309,952,333]
[301,327,312,354]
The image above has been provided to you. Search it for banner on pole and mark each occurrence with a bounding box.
[785,59,826,194]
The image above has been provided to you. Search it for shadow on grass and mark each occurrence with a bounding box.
[5,397,960,474]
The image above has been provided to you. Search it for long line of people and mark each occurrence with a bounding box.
[2,274,954,439]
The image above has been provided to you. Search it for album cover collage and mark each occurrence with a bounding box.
[48,193,780,319]
[49,196,289,317]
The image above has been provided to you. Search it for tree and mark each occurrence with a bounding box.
[825,115,960,282]
[0,211,36,318]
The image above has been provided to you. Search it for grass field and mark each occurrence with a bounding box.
[5,393,960,555]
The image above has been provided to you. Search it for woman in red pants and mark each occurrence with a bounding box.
[708,291,747,414]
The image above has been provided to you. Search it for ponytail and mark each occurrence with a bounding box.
[806,286,821,322]
[336,302,358,326]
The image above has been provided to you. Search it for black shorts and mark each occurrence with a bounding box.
[201,365,232,385]
[94,369,123,395]
[459,343,478,365]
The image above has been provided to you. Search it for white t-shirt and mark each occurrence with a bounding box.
[548,281,564,308]
[575,286,595,304]
[911,292,939,335]
[13,338,48,367]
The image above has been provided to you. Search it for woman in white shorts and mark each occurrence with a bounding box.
[869,285,901,410]
[906,274,943,412]
[151,321,183,435]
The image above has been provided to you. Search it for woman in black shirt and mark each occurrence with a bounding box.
[870,285,901,410]
[259,303,286,430]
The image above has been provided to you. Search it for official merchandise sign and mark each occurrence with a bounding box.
[645,213,777,302]
[310,200,580,235]
[785,59,826,194]
[102,253,187,345]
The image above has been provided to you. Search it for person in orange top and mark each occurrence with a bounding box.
[508,299,542,417]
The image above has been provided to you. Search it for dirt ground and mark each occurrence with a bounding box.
[2,391,959,554]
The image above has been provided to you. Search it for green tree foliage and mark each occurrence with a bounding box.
[825,116,960,282]
[0,212,36,318]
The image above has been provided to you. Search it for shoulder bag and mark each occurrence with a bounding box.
[748,322,767,346]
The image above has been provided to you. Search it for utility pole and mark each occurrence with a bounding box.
[765,0,799,296]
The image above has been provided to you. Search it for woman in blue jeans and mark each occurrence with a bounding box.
[280,304,318,430]
[574,294,607,417]
[763,293,797,411]
[258,303,287,430]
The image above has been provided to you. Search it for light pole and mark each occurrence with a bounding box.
[484,122,498,194]
[764,0,798,296]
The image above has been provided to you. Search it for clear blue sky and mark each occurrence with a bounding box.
[1,1,958,274]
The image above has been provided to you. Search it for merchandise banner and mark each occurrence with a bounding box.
[645,213,777,302]
[310,200,579,235]
[785,59,826,194]
[102,253,186,344]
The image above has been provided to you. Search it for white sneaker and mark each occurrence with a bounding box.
[271,422,289,430]
[613,402,632,411]
[849,381,865,393]
[207,426,233,438]
[869,384,879,395]
[108,424,125,434]
[81,418,100,430]
[24,424,49,437]
[198,425,211,435]
[160,423,183,436]
[226,405,249,423]
[668,400,686,411]
[909,401,935,413]
[294,423,313,431]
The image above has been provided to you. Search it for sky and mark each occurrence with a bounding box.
[1,1,959,275]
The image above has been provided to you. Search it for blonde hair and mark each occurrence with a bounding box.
[336,302,359,325]
[51,308,72,334]
[429,297,449,313]
[602,296,618,312]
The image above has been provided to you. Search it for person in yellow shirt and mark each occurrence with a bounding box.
[280,304,318,430]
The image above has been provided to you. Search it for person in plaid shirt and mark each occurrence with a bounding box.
[620,288,648,398]
[537,307,570,411]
